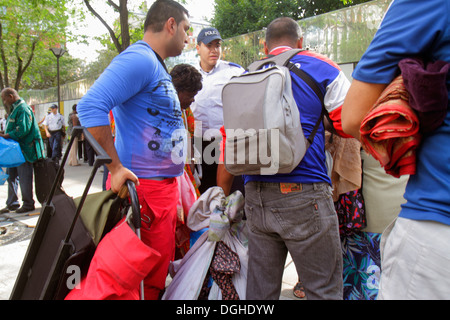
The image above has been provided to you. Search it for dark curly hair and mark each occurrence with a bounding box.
[170,64,203,94]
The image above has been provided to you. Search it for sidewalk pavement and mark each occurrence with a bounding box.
[0,159,302,300]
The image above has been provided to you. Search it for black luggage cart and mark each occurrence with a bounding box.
[10,126,142,300]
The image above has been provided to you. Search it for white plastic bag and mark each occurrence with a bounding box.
[162,187,248,300]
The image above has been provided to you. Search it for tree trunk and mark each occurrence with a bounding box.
[0,22,9,89]
[14,36,37,91]
[119,0,130,50]
[85,0,131,54]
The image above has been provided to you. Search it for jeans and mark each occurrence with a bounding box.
[244,181,343,300]
[49,130,62,161]
[6,162,35,209]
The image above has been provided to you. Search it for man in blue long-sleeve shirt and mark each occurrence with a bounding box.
[77,0,191,300]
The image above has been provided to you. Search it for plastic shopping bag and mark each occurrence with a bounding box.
[162,187,248,300]
[0,137,25,167]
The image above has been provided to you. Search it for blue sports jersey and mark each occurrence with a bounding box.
[77,41,186,179]
[353,0,450,225]
[244,47,351,185]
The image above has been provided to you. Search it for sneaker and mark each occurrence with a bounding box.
[0,205,20,214]
[15,206,35,214]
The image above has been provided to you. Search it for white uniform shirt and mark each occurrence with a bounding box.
[0,118,6,131]
[191,60,244,141]
[43,112,65,131]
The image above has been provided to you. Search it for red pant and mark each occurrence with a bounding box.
[136,178,179,300]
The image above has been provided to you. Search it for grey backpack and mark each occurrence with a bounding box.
[222,49,326,175]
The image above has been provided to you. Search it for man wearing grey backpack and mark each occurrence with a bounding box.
[220,17,351,300]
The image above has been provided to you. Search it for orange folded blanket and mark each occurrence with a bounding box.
[360,75,421,178]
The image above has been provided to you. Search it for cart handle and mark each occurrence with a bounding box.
[119,180,141,230]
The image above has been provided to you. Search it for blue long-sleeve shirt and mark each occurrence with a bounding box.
[77,41,186,179]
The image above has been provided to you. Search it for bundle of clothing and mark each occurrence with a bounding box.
[162,187,248,300]
[325,133,366,236]
[360,75,420,178]
[400,58,450,133]
[360,58,450,178]
[325,132,361,202]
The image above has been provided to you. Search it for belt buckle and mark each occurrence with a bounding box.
[280,183,302,194]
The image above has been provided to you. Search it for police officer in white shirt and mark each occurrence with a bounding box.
[0,116,6,132]
[43,104,65,162]
[191,27,244,193]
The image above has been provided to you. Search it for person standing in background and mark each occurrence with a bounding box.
[170,63,203,258]
[43,104,65,163]
[0,88,44,214]
[67,104,81,166]
[190,27,245,194]
[0,116,6,132]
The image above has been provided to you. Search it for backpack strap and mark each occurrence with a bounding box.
[248,49,335,145]
[286,61,336,145]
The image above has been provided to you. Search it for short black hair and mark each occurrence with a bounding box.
[144,0,189,32]
[170,64,202,93]
[265,17,302,49]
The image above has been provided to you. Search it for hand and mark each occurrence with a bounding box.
[46,131,51,138]
[109,164,140,194]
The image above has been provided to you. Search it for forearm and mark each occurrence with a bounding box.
[341,79,387,140]
[87,126,121,172]
[217,164,235,196]
[44,125,50,137]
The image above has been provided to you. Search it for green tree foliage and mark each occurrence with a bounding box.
[0,0,79,90]
[77,0,189,78]
[82,0,134,54]
[211,0,371,38]
[80,48,119,80]
[73,0,148,80]
[24,49,84,90]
